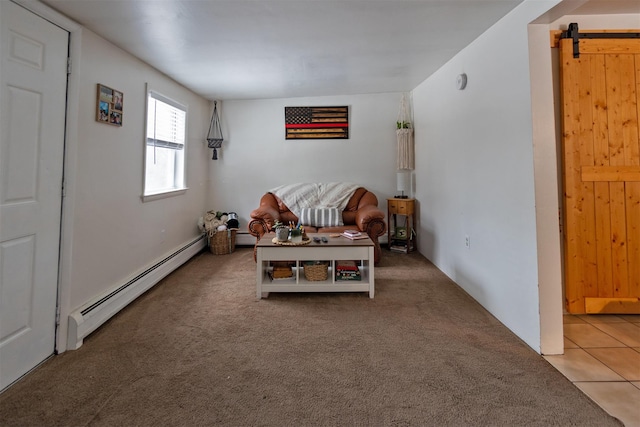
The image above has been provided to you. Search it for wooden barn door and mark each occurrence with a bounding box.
[559,24,640,314]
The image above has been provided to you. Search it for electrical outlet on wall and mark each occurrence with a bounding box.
[465,235,470,249]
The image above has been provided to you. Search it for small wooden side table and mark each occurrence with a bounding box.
[387,198,415,253]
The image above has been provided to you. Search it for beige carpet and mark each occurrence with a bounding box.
[0,248,623,426]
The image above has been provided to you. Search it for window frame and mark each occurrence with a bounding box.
[142,85,189,202]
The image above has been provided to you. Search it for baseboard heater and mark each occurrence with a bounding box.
[235,231,255,246]
[67,235,206,350]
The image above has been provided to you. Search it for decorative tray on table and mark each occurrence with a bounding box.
[271,237,311,246]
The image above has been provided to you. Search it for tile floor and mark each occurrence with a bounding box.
[543,314,640,427]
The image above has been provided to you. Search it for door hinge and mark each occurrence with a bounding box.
[67,57,72,75]
[55,306,61,326]
[61,180,66,198]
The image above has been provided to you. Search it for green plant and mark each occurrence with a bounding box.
[397,121,411,129]
[272,220,286,230]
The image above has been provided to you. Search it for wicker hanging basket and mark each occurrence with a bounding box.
[208,229,236,255]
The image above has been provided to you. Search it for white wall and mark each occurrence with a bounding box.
[209,93,403,227]
[412,0,563,352]
[528,21,565,355]
[56,28,211,348]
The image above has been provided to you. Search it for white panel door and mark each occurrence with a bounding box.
[0,1,68,390]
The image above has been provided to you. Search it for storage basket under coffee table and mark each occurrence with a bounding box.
[255,233,375,299]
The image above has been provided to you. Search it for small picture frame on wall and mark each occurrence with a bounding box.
[96,84,123,126]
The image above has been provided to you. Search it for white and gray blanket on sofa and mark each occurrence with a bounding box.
[269,182,360,227]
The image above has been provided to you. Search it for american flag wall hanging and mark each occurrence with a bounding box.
[284,106,349,139]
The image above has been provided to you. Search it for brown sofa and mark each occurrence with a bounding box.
[248,187,386,263]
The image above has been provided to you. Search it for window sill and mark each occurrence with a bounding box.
[141,188,188,203]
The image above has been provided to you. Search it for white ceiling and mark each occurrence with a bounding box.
[38,0,638,101]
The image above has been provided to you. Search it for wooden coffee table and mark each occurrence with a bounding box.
[255,233,375,299]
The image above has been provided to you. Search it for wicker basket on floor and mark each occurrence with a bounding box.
[209,229,236,255]
[303,261,329,281]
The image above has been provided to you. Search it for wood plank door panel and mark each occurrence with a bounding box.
[560,30,640,314]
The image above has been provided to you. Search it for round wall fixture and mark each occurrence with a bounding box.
[456,73,468,90]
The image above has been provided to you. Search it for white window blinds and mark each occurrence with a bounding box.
[147,91,186,150]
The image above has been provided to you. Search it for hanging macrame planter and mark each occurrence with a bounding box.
[396,94,414,170]
[207,100,223,160]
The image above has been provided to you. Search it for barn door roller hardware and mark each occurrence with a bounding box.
[560,23,640,58]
